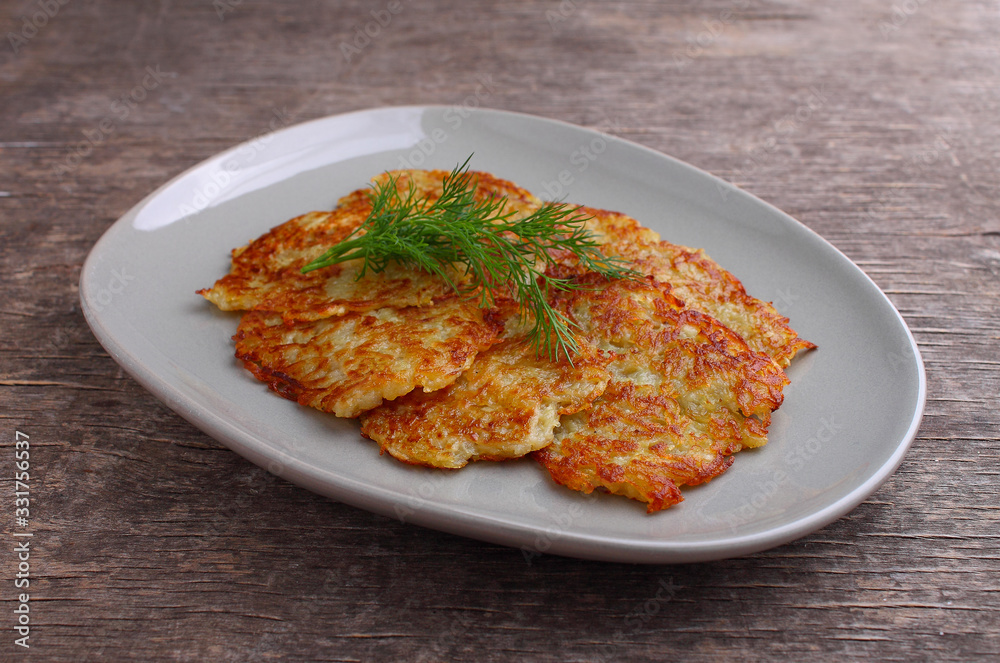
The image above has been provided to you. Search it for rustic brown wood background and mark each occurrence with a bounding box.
[2,0,998,660]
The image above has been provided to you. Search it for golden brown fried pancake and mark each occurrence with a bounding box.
[233,297,501,418]
[580,207,815,367]
[537,379,725,512]
[359,304,612,468]
[533,275,789,512]
[198,170,542,322]
[201,166,814,515]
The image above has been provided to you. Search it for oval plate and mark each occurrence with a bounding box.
[80,106,925,563]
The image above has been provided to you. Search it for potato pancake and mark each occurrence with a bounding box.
[201,165,814,515]
[233,296,501,418]
[198,169,542,323]
[359,304,611,468]
[533,275,789,512]
[580,207,815,367]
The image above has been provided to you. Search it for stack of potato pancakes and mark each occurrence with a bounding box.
[199,169,814,513]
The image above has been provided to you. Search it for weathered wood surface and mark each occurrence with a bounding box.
[2,0,998,660]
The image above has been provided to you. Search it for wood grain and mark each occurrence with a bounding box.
[2,0,998,660]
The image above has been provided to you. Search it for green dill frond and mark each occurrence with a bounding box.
[302,157,638,361]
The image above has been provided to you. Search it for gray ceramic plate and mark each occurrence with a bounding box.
[80,106,925,563]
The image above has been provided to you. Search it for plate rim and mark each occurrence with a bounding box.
[80,104,927,563]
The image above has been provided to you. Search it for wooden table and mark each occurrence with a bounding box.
[3,0,998,660]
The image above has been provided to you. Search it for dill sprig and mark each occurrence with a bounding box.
[302,157,637,361]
